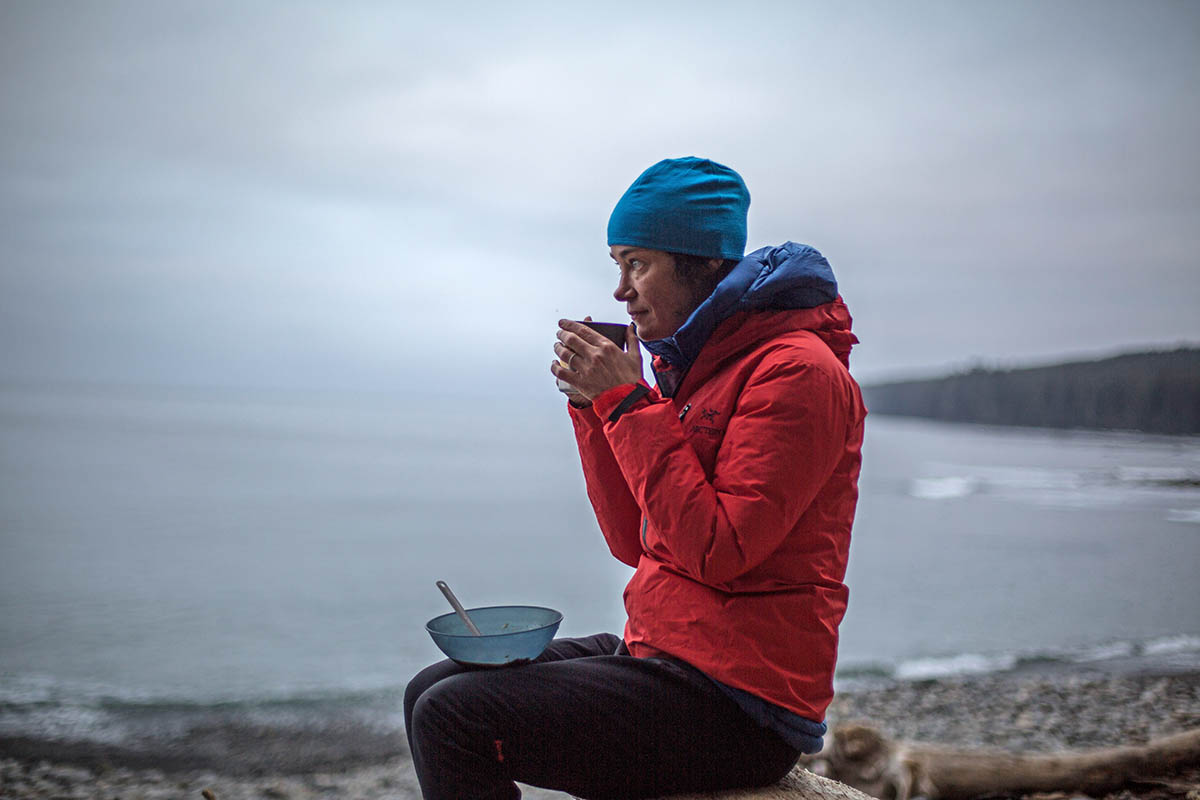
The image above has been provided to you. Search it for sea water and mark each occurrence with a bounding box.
[1,382,1197,755]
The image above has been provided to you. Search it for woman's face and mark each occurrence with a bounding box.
[610,246,711,341]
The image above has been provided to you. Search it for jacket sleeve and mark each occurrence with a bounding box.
[595,353,853,586]
[568,392,644,567]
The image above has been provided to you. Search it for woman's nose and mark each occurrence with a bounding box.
[613,272,634,302]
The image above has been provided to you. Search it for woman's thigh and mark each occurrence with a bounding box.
[403,633,621,753]
[409,649,798,800]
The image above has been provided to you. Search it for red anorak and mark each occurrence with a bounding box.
[569,299,865,721]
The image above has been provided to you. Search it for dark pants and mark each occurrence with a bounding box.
[403,633,800,800]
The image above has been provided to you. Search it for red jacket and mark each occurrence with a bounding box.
[569,300,865,721]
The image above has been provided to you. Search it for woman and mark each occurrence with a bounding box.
[405,157,866,800]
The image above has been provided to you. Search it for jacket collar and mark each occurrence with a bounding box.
[643,242,841,396]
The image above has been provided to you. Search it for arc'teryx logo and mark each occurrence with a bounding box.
[699,407,720,422]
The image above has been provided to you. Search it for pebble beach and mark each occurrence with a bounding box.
[3,662,1198,800]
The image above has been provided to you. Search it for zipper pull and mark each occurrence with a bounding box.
[678,403,691,421]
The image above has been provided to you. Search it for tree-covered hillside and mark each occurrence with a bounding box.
[862,348,1200,435]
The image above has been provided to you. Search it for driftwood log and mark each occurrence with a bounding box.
[646,766,876,800]
[618,724,1200,800]
[802,723,1200,800]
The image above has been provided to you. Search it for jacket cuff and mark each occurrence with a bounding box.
[567,396,599,425]
[592,382,651,422]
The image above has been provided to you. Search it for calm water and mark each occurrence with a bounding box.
[1,382,1197,747]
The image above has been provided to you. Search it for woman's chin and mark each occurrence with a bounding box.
[632,320,664,341]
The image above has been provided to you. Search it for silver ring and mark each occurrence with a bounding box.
[568,352,578,369]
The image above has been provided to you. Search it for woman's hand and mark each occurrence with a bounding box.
[551,319,643,401]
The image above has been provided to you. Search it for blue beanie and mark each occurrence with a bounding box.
[607,157,750,261]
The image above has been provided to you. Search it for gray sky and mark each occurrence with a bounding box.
[2,0,1198,396]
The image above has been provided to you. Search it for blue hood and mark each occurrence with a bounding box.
[642,241,838,375]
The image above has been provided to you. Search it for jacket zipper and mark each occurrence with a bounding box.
[643,403,690,551]
[643,405,692,550]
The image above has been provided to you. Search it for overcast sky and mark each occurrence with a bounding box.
[2,0,1197,398]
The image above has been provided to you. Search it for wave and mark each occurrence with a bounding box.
[837,631,1200,687]
[908,461,1200,513]
[1144,633,1200,655]
[910,476,978,500]
[0,672,405,712]
[0,673,408,756]
[892,652,1018,681]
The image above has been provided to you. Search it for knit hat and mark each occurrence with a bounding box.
[607,157,750,261]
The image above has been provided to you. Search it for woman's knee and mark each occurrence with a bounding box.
[404,658,465,723]
[409,670,490,744]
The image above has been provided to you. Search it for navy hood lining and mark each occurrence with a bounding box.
[643,242,839,383]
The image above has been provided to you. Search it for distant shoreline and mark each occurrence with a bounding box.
[862,346,1200,435]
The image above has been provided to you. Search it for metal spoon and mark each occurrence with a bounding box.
[436,580,482,636]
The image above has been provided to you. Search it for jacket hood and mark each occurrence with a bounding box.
[643,241,841,374]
